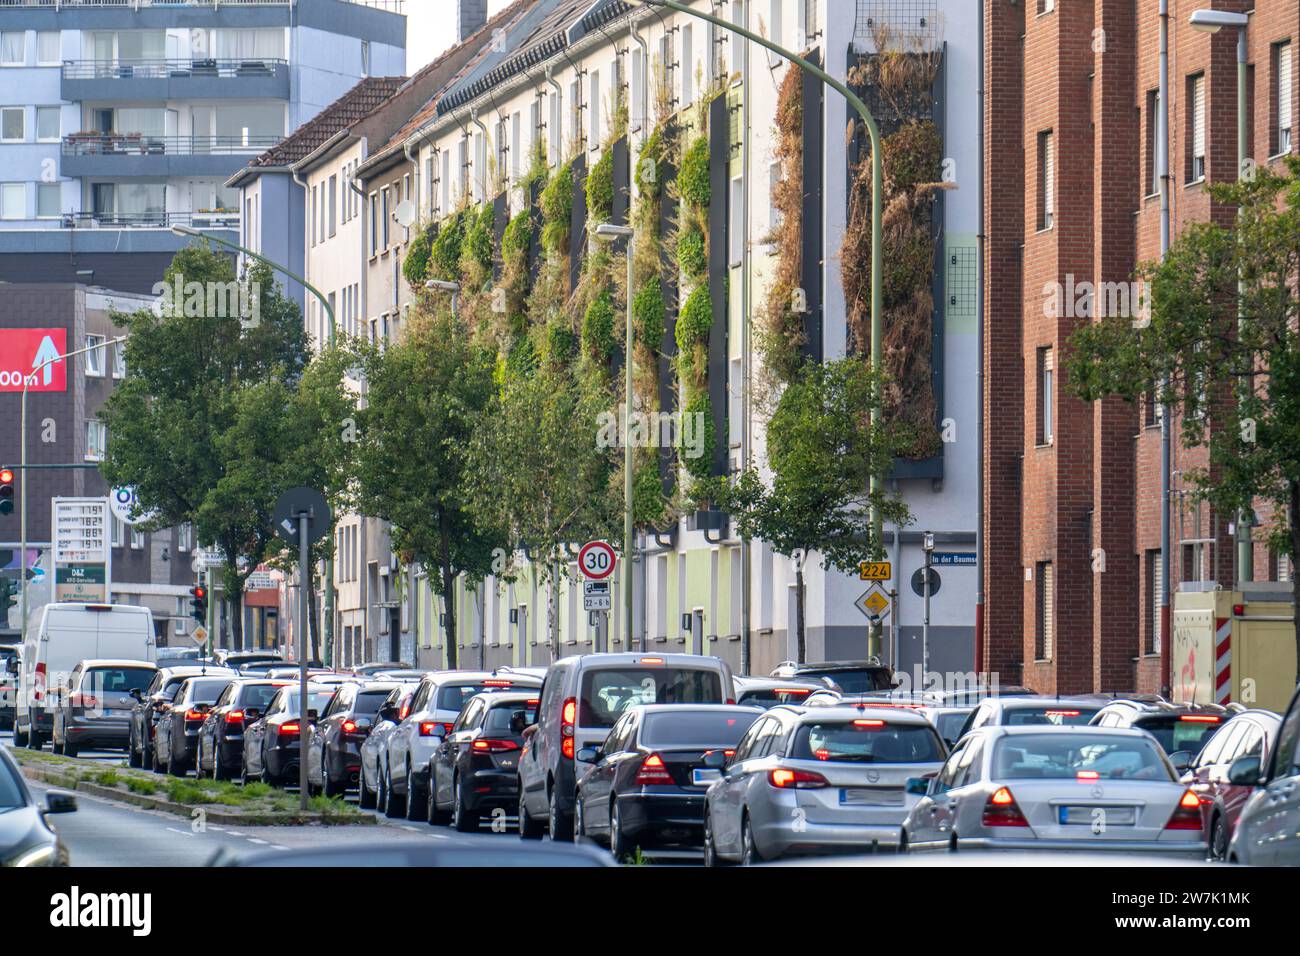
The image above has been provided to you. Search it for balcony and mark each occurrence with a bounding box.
[62,58,289,102]
[59,209,240,231]
[0,1,402,9]
[62,132,280,176]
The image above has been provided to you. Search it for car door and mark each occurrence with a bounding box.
[908,739,967,848]
[713,715,775,855]
[1243,690,1300,864]
[587,712,633,832]
[437,697,482,806]
[520,669,558,815]
[390,680,429,791]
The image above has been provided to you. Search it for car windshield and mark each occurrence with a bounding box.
[790,721,946,763]
[738,688,815,709]
[484,701,538,734]
[641,710,760,748]
[239,684,286,710]
[1003,705,1101,726]
[993,734,1174,781]
[1136,716,1224,755]
[580,668,724,729]
[0,757,25,811]
[83,666,154,695]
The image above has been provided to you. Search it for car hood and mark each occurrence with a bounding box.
[0,806,53,859]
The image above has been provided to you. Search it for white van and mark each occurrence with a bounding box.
[12,603,156,748]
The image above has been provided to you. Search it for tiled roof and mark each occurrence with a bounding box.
[248,76,408,169]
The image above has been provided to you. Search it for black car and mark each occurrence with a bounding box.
[574,704,763,859]
[428,691,539,831]
[0,747,76,867]
[241,684,337,786]
[128,665,235,768]
[307,681,402,797]
[151,675,234,776]
[1090,699,1236,763]
[769,660,895,694]
[196,679,293,780]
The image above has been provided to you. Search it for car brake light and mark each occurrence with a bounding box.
[527,699,539,706]
[636,753,674,785]
[473,738,520,753]
[562,737,574,759]
[418,721,442,737]
[852,719,885,727]
[1076,770,1100,781]
[1045,710,1080,717]
[1179,714,1220,723]
[184,709,206,721]
[702,749,735,759]
[1165,790,1205,831]
[342,719,358,734]
[768,768,828,789]
[483,679,512,687]
[34,662,46,701]
[982,787,1030,827]
[279,722,300,735]
[561,697,576,730]
[225,710,245,725]
[638,657,664,665]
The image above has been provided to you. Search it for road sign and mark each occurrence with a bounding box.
[578,540,616,580]
[859,560,892,581]
[245,570,276,591]
[855,585,891,622]
[932,552,976,566]
[911,567,942,597]
[583,579,611,611]
[0,328,67,392]
[191,624,209,647]
[52,497,110,603]
[191,548,225,572]
[273,486,332,546]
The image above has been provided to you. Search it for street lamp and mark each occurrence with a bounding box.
[623,0,888,653]
[593,222,636,648]
[921,531,935,690]
[424,279,461,319]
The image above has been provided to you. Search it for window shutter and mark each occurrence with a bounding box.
[1280,44,1293,141]
[1152,555,1163,653]
[1193,74,1206,160]
[1042,564,1055,660]
[1044,133,1055,220]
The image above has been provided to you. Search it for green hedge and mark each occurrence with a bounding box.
[677,227,706,279]
[586,148,615,223]
[582,290,617,361]
[675,285,712,350]
[633,280,665,348]
[679,137,711,208]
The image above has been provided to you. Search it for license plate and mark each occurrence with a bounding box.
[692,768,720,786]
[1059,805,1136,826]
[840,788,903,806]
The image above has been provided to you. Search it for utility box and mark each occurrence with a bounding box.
[1172,582,1296,714]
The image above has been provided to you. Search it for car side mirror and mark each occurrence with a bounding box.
[1227,754,1262,787]
[905,777,931,796]
[129,688,143,700]
[44,790,77,815]
[1168,750,1194,773]
[703,751,728,770]
[576,746,600,763]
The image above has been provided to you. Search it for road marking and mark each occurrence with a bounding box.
[246,838,270,845]
[165,827,194,838]
[224,831,243,837]
[401,825,420,832]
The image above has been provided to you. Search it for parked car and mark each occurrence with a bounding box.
[155,646,204,665]
[518,653,736,841]
[733,676,830,709]
[901,726,1206,857]
[804,690,988,749]
[127,665,236,768]
[1,642,21,729]
[0,747,76,867]
[387,671,542,821]
[702,706,947,864]
[1226,683,1300,865]
[15,603,156,749]
[576,704,762,859]
[52,659,156,756]
[263,666,334,681]
[955,696,1108,739]
[428,690,540,831]
[213,650,283,670]
[1090,699,1234,761]
[307,681,403,797]
[196,679,293,780]
[241,684,337,786]
[351,661,406,676]
[359,686,415,810]
[151,674,235,775]
[769,659,893,694]
[1180,708,1282,859]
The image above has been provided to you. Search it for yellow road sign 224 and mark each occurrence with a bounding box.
[859,561,892,581]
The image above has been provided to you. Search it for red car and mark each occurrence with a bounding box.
[1180,709,1283,860]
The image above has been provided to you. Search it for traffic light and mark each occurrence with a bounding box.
[189,584,207,624]
[0,578,15,617]
[0,467,13,515]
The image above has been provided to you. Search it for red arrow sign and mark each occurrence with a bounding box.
[0,328,68,392]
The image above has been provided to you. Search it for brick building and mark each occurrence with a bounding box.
[982,0,1298,694]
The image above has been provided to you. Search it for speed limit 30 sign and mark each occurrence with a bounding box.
[578,540,617,580]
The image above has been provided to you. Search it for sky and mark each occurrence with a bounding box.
[405,0,515,75]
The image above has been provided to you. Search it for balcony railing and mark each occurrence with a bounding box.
[63,58,287,80]
[0,1,403,10]
[63,133,281,156]
[60,210,240,230]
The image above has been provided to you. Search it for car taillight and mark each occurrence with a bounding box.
[1164,790,1204,831]
[635,753,675,785]
[982,787,1030,827]
[768,768,828,789]
[225,710,245,725]
[34,663,46,701]
[852,719,885,728]
[342,719,358,734]
[562,737,575,759]
[279,722,300,736]
[185,709,206,721]
[472,738,520,753]
[483,679,512,687]
[1044,710,1080,717]
[419,721,440,736]
[561,697,576,728]
[1179,714,1220,723]
[702,749,735,759]
[1076,770,1100,781]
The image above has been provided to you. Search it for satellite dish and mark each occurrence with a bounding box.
[394,200,417,229]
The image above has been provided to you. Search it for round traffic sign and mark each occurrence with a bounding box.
[578,540,616,580]
[272,486,332,546]
[911,567,942,597]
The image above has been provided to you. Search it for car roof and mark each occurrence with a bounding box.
[769,704,933,725]
[779,659,887,671]
[75,658,157,669]
[159,665,235,678]
[469,690,542,705]
[633,703,761,716]
[1095,699,1228,716]
[420,670,542,686]
[982,695,1106,709]
[989,724,1156,739]
[734,675,828,689]
[553,653,729,669]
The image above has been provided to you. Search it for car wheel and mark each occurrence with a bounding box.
[518,784,544,840]
[377,764,390,815]
[322,761,342,799]
[52,733,63,755]
[358,765,377,810]
[128,730,142,768]
[63,740,79,759]
[1209,815,1229,862]
[451,776,477,833]
[384,766,406,819]
[151,741,165,774]
[741,814,762,866]
[548,788,573,842]
[703,809,731,867]
[13,722,28,748]
[897,830,910,855]
[213,750,229,782]
[609,801,632,861]
[574,793,590,844]
[405,765,427,822]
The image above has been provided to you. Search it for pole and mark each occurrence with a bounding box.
[624,236,636,648]
[1235,24,1252,583]
[297,511,310,812]
[922,547,932,689]
[1157,0,1172,694]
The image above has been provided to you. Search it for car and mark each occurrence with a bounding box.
[213,650,283,670]
[350,661,407,676]
[518,653,736,841]
[733,675,832,709]
[235,662,284,677]
[0,747,76,867]
[496,665,548,681]
[307,681,405,797]
[427,690,540,831]
[1225,683,1300,865]
[127,665,236,769]
[576,704,763,859]
[387,670,542,822]
[219,840,614,867]
[51,659,156,757]
[368,669,427,682]
[196,679,293,781]
[1180,708,1282,860]
[769,659,894,694]
[900,725,1207,857]
[155,646,204,665]
[263,666,335,681]
[1090,699,1235,762]
[241,684,338,786]
[151,673,235,775]
[1,642,21,729]
[954,695,1108,740]
[359,686,415,810]
[702,705,947,864]
[804,691,990,749]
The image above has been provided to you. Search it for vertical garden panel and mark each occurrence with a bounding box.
[569,154,588,295]
[657,152,679,495]
[800,49,825,365]
[707,93,730,479]
[492,191,509,284]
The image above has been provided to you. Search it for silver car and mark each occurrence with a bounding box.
[702,705,947,864]
[901,725,1207,857]
[1226,682,1300,865]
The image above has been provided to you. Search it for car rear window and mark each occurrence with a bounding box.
[933,712,970,742]
[354,691,390,715]
[83,666,154,694]
[239,684,286,710]
[579,668,724,729]
[641,710,760,748]
[738,688,815,709]
[484,700,539,733]
[800,669,891,693]
[1003,705,1101,726]
[436,683,518,712]
[187,678,231,703]
[790,721,945,763]
[281,690,337,717]
[993,734,1173,781]
[1136,715,1224,755]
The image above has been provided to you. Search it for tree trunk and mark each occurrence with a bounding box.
[307,562,321,664]
[795,565,806,664]
[223,555,245,651]
[1291,480,1300,684]
[439,508,457,670]
[549,563,560,652]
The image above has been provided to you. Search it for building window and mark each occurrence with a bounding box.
[1188,72,1206,182]
[1037,0,1055,13]
[369,192,378,255]
[85,334,106,376]
[1034,561,1054,660]
[328,174,337,237]
[473,132,485,201]
[0,32,24,67]
[766,1,783,68]
[1036,346,1054,445]
[589,69,601,148]
[35,106,59,143]
[310,185,317,247]
[112,516,123,549]
[426,154,436,216]
[442,149,451,214]
[112,339,126,378]
[729,175,744,265]
[1,107,24,143]
[1274,41,1293,156]
[178,522,191,553]
[570,79,582,150]
[381,187,390,248]
[682,24,695,105]
[550,87,563,163]
[1037,130,1054,230]
[36,31,59,66]
[0,182,21,220]
[511,110,522,183]
[85,420,107,462]
[36,183,60,219]
[1144,89,1160,197]
[130,527,144,550]
[1145,549,1161,655]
